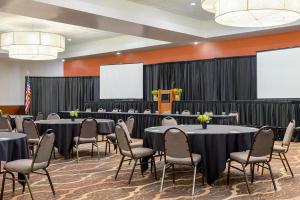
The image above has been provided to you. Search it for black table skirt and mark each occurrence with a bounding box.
[36,119,115,159]
[143,125,257,185]
[59,111,237,139]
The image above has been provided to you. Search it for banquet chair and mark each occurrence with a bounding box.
[105,119,143,155]
[204,112,213,116]
[85,108,92,112]
[227,126,276,193]
[35,112,44,121]
[0,116,12,132]
[114,124,157,184]
[162,111,171,114]
[47,113,60,120]
[270,120,295,177]
[112,108,119,113]
[23,119,40,156]
[160,128,203,195]
[73,118,100,162]
[229,112,239,125]
[97,108,105,112]
[15,116,24,133]
[0,129,56,200]
[181,110,191,115]
[128,108,135,113]
[144,109,151,114]
[162,116,178,126]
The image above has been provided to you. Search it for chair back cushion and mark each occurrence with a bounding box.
[126,116,134,135]
[80,118,97,139]
[181,110,191,115]
[47,113,60,120]
[33,130,55,165]
[98,108,105,113]
[282,120,295,146]
[118,120,132,142]
[251,127,274,158]
[164,128,192,161]
[23,119,40,140]
[128,108,135,113]
[162,117,178,126]
[85,108,92,112]
[112,108,119,113]
[115,125,131,153]
[229,112,239,124]
[15,116,24,133]
[144,109,151,114]
[0,116,12,132]
[36,112,44,121]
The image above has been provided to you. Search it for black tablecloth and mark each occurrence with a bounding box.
[58,111,237,139]
[0,132,29,161]
[9,115,34,130]
[143,125,257,185]
[35,119,115,159]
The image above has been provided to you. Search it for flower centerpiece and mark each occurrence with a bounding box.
[70,110,79,121]
[152,89,159,101]
[198,114,211,129]
[172,88,183,101]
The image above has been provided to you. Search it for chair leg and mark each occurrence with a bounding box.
[192,166,197,196]
[44,169,55,196]
[25,175,34,200]
[172,164,175,184]
[242,164,251,194]
[91,143,94,157]
[227,160,231,185]
[251,164,254,183]
[128,159,137,185]
[261,163,265,175]
[140,159,144,177]
[282,153,294,177]
[115,156,124,180]
[266,162,277,191]
[7,172,15,193]
[76,144,79,163]
[0,171,7,199]
[96,143,100,160]
[160,164,167,192]
[152,157,157,180]
[278,153,288,172]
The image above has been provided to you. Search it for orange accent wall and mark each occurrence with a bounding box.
[64,31,300,76]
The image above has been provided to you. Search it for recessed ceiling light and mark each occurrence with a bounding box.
[116,52,121,55]
[67,38,72,42]
[193,42,199,45]
[190,2,196,6]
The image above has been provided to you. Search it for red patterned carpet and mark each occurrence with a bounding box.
[1,141,300,200]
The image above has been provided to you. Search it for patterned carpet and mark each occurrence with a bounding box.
[1,141,300,200]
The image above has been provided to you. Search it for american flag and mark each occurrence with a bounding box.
[25,78,31,114]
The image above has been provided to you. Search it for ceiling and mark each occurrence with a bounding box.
[0,0,300,59]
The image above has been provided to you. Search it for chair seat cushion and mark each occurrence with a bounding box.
[230,150,268,163]
[166,153,201,165]
[130,141,143,148]
[28,138,39,144]
[106,133,116,143]
[273,145,287,153]
[74,137,96,144]
[122,147,155,158]
[4,159,47,174]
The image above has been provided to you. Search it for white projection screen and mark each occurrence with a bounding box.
[257,47,300,98]
[100,63,143,99]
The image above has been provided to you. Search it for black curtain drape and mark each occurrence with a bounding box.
[28,76,99,116]
[143,56,257,101]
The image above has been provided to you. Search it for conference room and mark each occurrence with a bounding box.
[0,0,300,199]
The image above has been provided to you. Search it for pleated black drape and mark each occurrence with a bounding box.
[28,76,99,116]
[143,56,257,101]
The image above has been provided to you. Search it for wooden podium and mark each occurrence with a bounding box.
[158,90,174,114]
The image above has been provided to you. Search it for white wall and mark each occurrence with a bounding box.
[0,58,63,105]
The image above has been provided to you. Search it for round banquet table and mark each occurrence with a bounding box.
[35,119,115,159]
[143,125,258,185]
[0,132,29,162]
[9,115,34,130]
